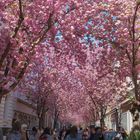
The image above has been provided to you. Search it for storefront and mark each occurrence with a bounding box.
[13,98,38,128]
[0,94,38,139]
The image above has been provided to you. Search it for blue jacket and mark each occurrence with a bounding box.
[65,134,81,140]
[89,133,95,140]
[7,131,21,140]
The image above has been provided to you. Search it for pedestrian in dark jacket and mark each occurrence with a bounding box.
[89,125,96,140]
[28,127,39,140]
[39,127,52,140]
[94,127,104,140]
[65,126,81,140]
[82,129,89,140]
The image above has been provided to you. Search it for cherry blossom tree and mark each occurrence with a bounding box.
[1,0,140,127]
[85,0,140,126]
[55,0,140,125]
[20,63,53,129]
[0,0,78,101]
[0,0,56,100]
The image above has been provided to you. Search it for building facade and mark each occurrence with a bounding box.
[105,100,133,133]
[0,92,60,132]
[0,93,38,129]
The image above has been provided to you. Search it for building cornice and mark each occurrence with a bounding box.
[16,98,36,110]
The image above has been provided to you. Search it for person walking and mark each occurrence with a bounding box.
[120,128,127,140]
[28,127,39,140]
[65,126,81,140]
[89,125,96,140]
[6,121,21,140]
[78,127,83,140]
[21,124,28,140]
[94,127,104,140]
[82,129,89,140]
[39,127,52,140]
[113,127,127,140]
[59,127,67,140]
[52,129,59,140]
[64,128,70,140]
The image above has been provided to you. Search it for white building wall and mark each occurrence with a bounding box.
[121,111,133,133]
[121,112,127,130]
[0,96,6,127]
[127,111,133,132]
[105,110,133,133]
[3,94,16,127]
[0,94,15,128]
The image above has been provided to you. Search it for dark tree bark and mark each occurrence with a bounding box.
[53,106,59,129]
[115,108,121,130]
[100,105,107,129]
[36,98,49,130]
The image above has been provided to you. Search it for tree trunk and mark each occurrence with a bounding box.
[0,88,8,103]
[131,67,140,129]
[0,95,2,103]
[100,118,105,129]
[100,105,107,129]
[53,107,59,129]
[38,117,43,130]
[115,108,119,130]
[128,1,140,130]
[38,111,46,130]
[53,118,57,129]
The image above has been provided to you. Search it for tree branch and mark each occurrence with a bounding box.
[87,91,100,117]
[0,0,24,69]
[0,41,11,68]
[12,0,24,38]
